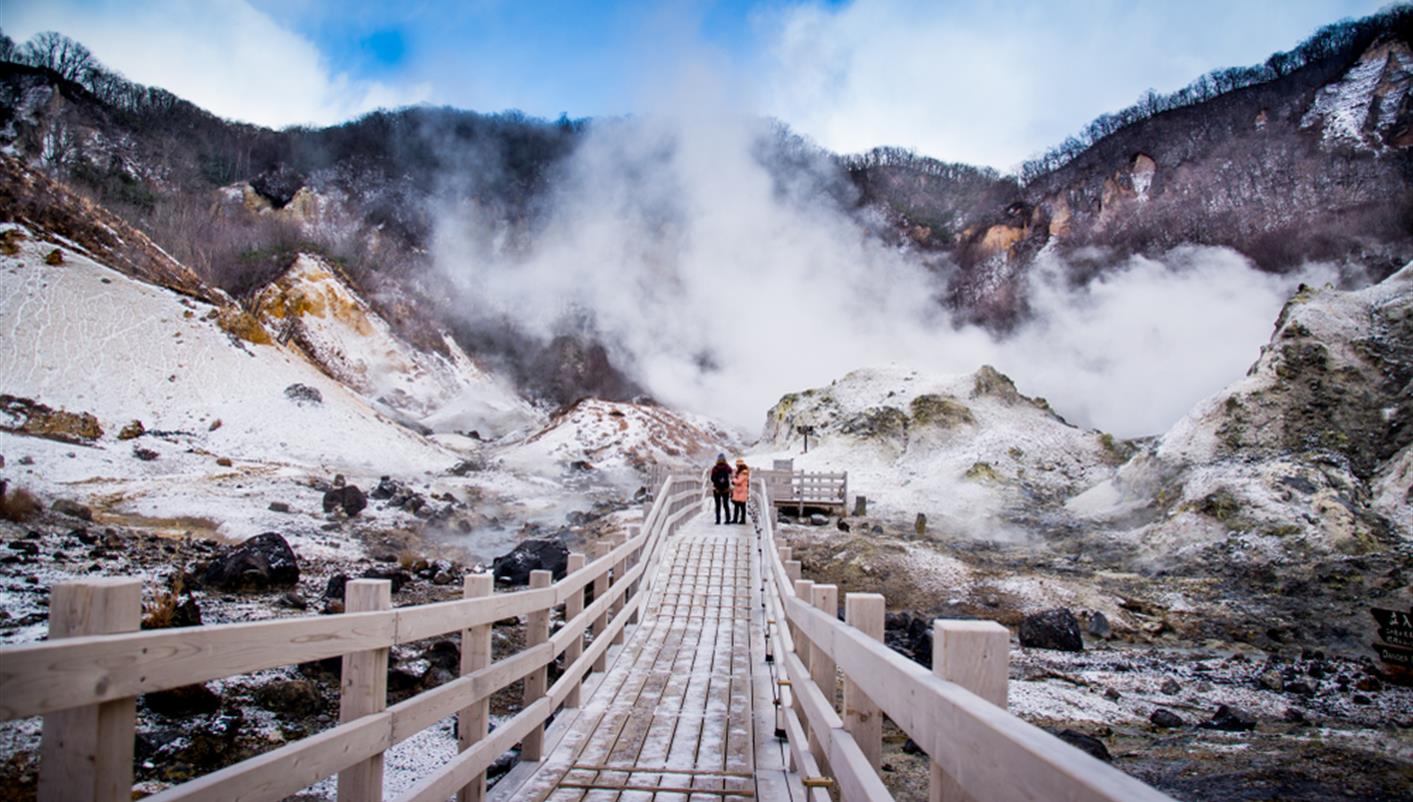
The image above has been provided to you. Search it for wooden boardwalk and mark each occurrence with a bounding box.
[492,505,799,802]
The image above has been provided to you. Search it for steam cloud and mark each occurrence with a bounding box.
[433,112,1341,440]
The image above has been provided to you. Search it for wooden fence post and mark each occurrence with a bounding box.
[38,578,141,802]
[929,620,1009,802]
[590,540,611,672]
[792,580,814,674]
[521,569,553,761]
[785,560,802,583]
[610,533,628,645]
[808,584,838,772]
[625,526,642,626]
[457,573,493,802]
[339,579,392,802]
[563,553,587,709]
[844,593,885,771]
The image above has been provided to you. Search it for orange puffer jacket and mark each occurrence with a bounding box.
[731,469,750,502]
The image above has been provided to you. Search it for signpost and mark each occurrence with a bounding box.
[1370,607,1413,684]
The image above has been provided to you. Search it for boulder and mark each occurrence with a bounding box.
[1050,729,1111,762]
[284,383,323,405]
[1202,704,1257,731]
[1086,611,1111,639]
[1149,708,1185,728]
[493,539,569,585]
[143,683,221,718]
[254,678,323,717]
[268,501,291,513]
[1019,608,1084,652]
[324,573,348,600]
[203,532,300,592]
[323,485,367,516]
[809,513,829,526]
[118,420,146,440]
[361,568,413,593]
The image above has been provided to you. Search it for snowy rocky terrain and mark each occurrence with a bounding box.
[755,267,1412,800]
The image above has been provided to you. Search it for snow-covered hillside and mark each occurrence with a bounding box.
[252,254,538,438]
[752,365,1123,534]
[1071,263,1413,562]
[0,224,480,540]
[500,398,737,484]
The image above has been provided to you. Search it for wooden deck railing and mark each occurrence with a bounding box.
[0,473,703,802]
[755,468,848,514]
[751,478,1175,802]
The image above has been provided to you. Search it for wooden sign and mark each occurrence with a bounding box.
[1371,607,1413,683]
[1371,607,1413,648]
[1373,642,1413,669]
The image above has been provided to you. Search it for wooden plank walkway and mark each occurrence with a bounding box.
[492,506,800,802]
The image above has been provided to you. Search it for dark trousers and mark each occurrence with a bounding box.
[714,489,730,523]
[731,500,746,524]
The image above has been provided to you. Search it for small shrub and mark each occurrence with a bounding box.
[0,481,41,522]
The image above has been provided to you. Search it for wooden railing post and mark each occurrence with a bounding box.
[808,584,838,771]
[625,526,642,626]
[457,573,493,802]
[38,578,141,802]
[590,540,611,672]
[929,620,1010,802]
[563,553,587,709]
[844,593,885,771]
[339,579,392,802]
[792,580,814,674]
[610,533,628,645]
[785,560,802,583]
[521,569,553,761]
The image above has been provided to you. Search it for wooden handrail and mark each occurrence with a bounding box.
[2,474,704,802]
[752,478,1174,802]
[0,488,689,721]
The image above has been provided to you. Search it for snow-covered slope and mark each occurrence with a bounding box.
[1071,263,1413,562]
[1301,36,1413,149]
[752,365,1122,534]
[499,398,736,483]
[252,255,538,438]
[0,224,460,479]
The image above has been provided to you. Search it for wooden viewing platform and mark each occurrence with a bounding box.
[0,473,1174,802]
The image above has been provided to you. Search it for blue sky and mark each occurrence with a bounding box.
[4,0,1394,169]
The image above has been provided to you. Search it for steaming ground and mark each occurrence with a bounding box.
[432,113,1343,439]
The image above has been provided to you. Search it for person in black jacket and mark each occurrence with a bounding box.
[710,454,733,524]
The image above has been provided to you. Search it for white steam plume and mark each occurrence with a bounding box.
[432,112,1340,440]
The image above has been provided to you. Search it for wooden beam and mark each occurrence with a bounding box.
[38,578,140,802]
[458,573,493,802]
[338,579,391,802]
[844,593,886,772]
[520,570,552,761]
[930,620,1009,802]
[562,554,587,710]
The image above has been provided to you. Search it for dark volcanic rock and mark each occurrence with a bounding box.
[324,573,348,600]
[284,383,323,405]
[254,679,323,717]
[1019,608,1084,652]
[1050,729,1111,762]
[143,683,221,718]
[202,532,300,592]
[493,539,569,585]
[361,568,414,593]
[1150,708,1185,728]
[1203,704,1257,731]
[323,485,367,516]
[884,611,933,665]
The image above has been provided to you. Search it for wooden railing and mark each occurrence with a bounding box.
[751,478,1175,802]
[0,473,703,802]
[756,468,848,514]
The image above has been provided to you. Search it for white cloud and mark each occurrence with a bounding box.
[755,0,1387,169]
[5,0,429,127]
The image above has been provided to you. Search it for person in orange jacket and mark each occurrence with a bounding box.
[730,459,750,524]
